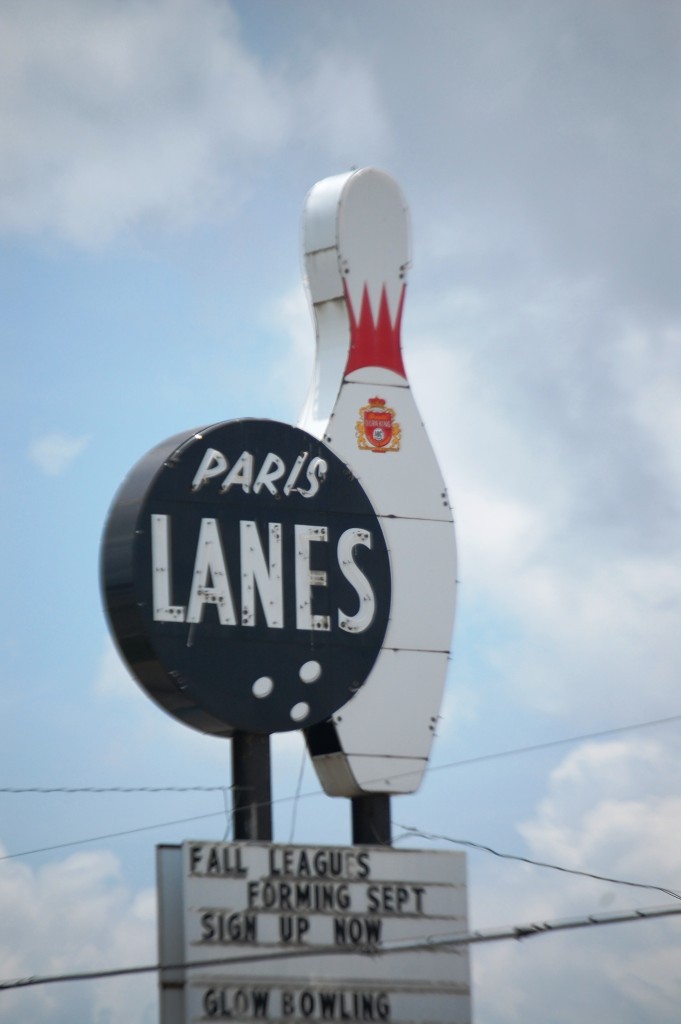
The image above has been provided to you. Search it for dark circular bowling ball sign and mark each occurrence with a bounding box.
[101,420,391,736]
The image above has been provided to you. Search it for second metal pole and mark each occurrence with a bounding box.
[351,794,392,846]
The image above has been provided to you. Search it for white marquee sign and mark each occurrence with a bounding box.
[158,841,470,1023]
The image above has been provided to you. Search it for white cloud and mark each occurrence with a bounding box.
[472,735,681,1023]
[27,432,89,475]
[292,50,389,164]
[518,738,681,880]
[436,678,481,742]
[401,269,681,725]
[91,637,230,777]
[614,324,681,489]
[0,845,156,1023]
[474,904,681,1024]
[0,0,390,247]
[264,282,314,421]
[0,0,287,245]
[93,635,317,798]
[93,638,133,697]
[510,555,681,717]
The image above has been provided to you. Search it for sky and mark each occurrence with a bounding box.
[1,0,680,1020]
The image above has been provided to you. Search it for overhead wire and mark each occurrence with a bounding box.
[1,903,680,993]
[0,718,679,998]
[1,713,679,906]
[394,824,681,901]
[3,811,679,911]
[0,810,226,862]
[220,788,232,842]
[288,742,308,844]
[1,709,679,796]
[426,711,681,775]
[1,710,680,864]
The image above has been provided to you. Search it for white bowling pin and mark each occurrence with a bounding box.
[299,168,457,795]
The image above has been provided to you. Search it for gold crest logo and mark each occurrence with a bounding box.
[356,396,401,452]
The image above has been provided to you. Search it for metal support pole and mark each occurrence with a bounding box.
[351,794,392,846]
[231,732,273,841]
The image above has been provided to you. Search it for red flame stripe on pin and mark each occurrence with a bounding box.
[344,282,407,379]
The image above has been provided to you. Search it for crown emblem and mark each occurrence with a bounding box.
[356,397,401,453]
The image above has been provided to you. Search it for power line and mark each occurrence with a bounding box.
[1,712,675,880]
[3,811,679,923]
[288,742,308,844]
[1,903,680,993]
[427,712,681,775]
[395,824,681,902]
[0,811,226,862]
[1,711,679,796]
[0,785,225,794]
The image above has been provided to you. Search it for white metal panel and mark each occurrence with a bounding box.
[381,517,456,651]
[305,248,344,303]
[346,365,410,387]
[185,892,464,947]
[184,841,464,883]
[298,297,348,439]
[187,982,471,1024]
[312,751,427,796]
[335,169,409,321]
[320,513,455,795]
[303,171,353,254]
[324,379,453,523]
[331,649,449,754]
[308,750,364,796]
[303,168,408,316]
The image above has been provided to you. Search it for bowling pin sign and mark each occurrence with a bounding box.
[300,169,457,796]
